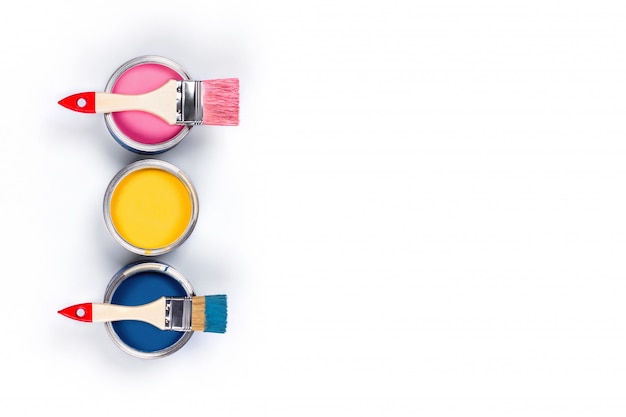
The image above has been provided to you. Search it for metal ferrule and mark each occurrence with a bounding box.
[164,297,192,331]
[176,80,204,125]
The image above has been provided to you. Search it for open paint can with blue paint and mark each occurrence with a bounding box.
[103,261,195,359]
[57,261,228,358]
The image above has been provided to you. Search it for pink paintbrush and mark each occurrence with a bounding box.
[58,78,239,126]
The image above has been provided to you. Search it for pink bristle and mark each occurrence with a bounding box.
[202,78,239,126]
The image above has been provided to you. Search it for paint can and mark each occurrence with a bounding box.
[104,55,193,154]
[103,159,199,256]
[103,261,195,359]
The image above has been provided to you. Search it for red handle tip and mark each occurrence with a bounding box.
[58,303,93,322]
[58,92,96,113]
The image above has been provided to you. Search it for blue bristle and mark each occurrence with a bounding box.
[205,295,227,333]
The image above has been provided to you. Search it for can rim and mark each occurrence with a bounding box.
[104,55,193,154]
[103,261,195,359]
[103,159,199,256]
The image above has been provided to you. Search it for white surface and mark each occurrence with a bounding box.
[1,1,626,415]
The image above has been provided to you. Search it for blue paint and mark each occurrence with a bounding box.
[110,271,188,353]
[204,295,228,333]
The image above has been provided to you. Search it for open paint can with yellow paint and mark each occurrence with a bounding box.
[103,159,199,256]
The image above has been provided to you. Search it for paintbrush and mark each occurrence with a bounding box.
[58,78,239,126]
[58,295,227,333]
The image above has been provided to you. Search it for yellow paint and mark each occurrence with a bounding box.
[110,168,193,250]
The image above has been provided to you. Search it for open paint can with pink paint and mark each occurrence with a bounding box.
[104,55,193,154]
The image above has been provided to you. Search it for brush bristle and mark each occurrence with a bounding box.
[191,295,227,333]
[202,78,239,126]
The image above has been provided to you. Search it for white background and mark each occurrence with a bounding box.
[1,1,625,415]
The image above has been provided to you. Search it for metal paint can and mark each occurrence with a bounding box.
[103,261,195,359]
[104,55,193,154]
[103,159,199,256]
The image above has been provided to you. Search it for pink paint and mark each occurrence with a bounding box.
[111,64,184,145]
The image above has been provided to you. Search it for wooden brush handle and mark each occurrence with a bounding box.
[95,79,179,124]
[91,297,167,330]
